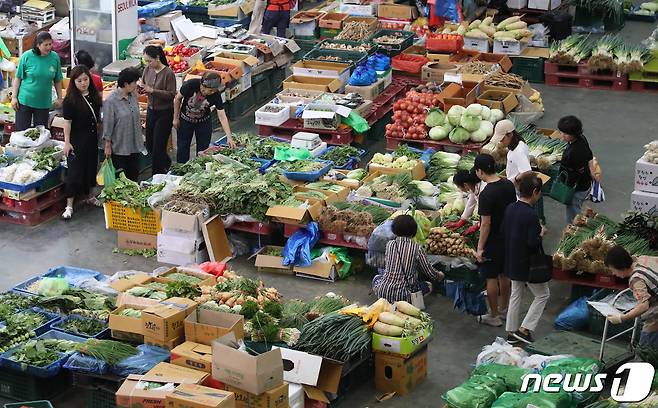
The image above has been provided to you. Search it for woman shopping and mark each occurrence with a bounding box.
[102,68,143,182]
[61,66,102,220]
[503,174,550,344]
[494,119,532,189]
[557,116,600,224]
[173,72,235,163]
[140,45,176,175]
[445,169,486,234]
[12,32,63,130]
[372,214,444,303]
[74,50,103,92]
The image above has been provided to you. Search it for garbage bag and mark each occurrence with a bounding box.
[110,344,170,377]
[442,374,506,408]
[476,337,529,367]
[63,352,109,375]
[97,159,116,187]
[554,296,590,331]
[310,247,352,279]
[472,363,532,392]
[342,111,370,134]
[282,222,320,267]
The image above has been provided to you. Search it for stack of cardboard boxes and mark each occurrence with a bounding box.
[158,206,211,266]
[631,155,658,215]
[145,9,182,45]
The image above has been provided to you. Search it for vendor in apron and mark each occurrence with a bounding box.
[605,245,658,347]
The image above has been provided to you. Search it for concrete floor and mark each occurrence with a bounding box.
[1,20,657,407]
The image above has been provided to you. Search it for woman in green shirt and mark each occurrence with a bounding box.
[12,32,63,131]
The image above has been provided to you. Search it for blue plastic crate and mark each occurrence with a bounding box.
[13,266,105,295]
[137,0,176,18]
[282,160,333,181]
[23,308,61,336]
[51,315,110,339]
[0,330,85,378]
[0,166,62,193]
[182,5,208,14]
[317,146,367,170]
[211,14,251,28]
[395,145,434,169]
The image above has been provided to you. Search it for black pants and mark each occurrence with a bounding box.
[262,10,290,38]
[112,153,140,182]
[176,118,212,163]
[146,108,173,175]
[15,104,50,131]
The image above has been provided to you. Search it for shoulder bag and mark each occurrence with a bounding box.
[528,244,552,284]
[549,171,576,205]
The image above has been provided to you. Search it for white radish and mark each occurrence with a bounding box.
[378,311,408,327]
[373,321,404,336]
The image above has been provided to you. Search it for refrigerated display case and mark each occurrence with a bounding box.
[70,0,139,70]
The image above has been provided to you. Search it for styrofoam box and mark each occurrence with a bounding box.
[463,37,490,53]
[493,39,528,56]
[339,3,376,16]
[255,104,290,127]
[528,0,561,10]
[507,0,528,8]
[635,158,658,194]
[630,190,658,215]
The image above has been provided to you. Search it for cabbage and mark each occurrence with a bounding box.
[372,153,394,164]
[346,169,366,180]
[479,120,494,137]
[480,105,491,121]
[411,180,435,196]
[490,109,505,123]
[460,114,481,132]
[449,127,471,144]
[465,103,483,117]
[447,105,466,126]
[441,122,454,134]
[356,185,373,197]
[429,126,448,140]
[470,129,487,143]
[425,109,445,127]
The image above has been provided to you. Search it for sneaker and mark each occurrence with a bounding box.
[62,206,73,220]
[477,314,503,327]
[512,330,535,344]
[499,309,508,321]
[506,333,521,344]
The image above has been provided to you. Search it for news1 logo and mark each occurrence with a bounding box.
[520,362,655,403]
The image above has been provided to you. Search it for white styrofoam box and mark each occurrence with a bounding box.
[635,158,658,194]
[463,37,490,53]
[493,39,528,56]
[339,3,376,16]
[291,132,322,150]
[291,21,318,37]
[49,17,70,41]
[255,104,290,127]
[630,190,658,215]
[310,142,328,157]
[528,0,561,10]
[507,0,528,8]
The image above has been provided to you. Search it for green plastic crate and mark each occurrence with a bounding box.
[252,76,273,103]
[85,387,116,408]
[368,29,415,57]
[367,110,392,141]
[0,370,70,402]
[303,48,367,69]
[226,87,255,120]
[511,57,545,83]
[316,39,378,55]
[271,68,286,92]
[319,27,341,38]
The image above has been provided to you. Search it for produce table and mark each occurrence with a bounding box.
[284,223,369,250]
[552,267,628,290]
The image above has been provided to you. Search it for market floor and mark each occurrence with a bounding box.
[1,21,657,407]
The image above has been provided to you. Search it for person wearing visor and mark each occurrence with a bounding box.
[173,72,234,163]
[494,119,532,190]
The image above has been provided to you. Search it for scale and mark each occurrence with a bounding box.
[291,132,322,151]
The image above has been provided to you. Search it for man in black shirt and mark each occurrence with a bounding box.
[474,154,518,327]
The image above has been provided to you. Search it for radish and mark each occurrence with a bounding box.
[378,312,407,328]
[373,321,404,337]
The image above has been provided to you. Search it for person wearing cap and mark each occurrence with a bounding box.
[445,169,486,234]
[173,72,235,163]
[557,116,600,224]
[473,154,517,327]
[494,119,532,190]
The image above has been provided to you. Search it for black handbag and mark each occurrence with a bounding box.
[528,245,552,284]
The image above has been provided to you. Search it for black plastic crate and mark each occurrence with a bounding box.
[84,387,117,408]
[511,57,545,83]
[253,76,273,103]
[0,369,70,401]
[226,87,256,120]
[271,68,287,93]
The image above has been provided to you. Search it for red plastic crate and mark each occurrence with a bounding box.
[385,135,488,155]
[392,53,429,74]
[552,267,627,290]
[257,120,355,145]
[228,221,271,235]
[544,61,587,75]
[630,80,658,93]
[0,185,64,213]
[3,121,14,136]
[0,198,65,226]
[50,126,65,141]
[425,34,464,53]
[544,73,589,88]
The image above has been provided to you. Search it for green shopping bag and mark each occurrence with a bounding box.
[96,158,116,187]
[549,171,576,205]
[343,111,370,134]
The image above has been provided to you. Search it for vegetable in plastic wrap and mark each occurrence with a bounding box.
[37,277,70,296]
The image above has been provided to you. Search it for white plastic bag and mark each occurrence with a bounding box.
[520,354,575,372]
[476,337,529,367]
[9,125,51,148]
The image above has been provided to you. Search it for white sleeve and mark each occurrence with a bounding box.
[461,192,477,220]
[518,144,532,173]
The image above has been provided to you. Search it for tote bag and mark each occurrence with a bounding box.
[549,171,576,205]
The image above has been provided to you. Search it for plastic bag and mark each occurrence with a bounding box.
[147,174,182,208]
[227,233,250,257]
[520,354,575,372]
[554,296,590,331]
[366,220,395,268]
[63,352,109,375]
[523,391,576,408]
[282,222,320,267]
[97,159,116,187]
[476,337,529,367]
[137,0,176,19]
[310,247,352,279]
[110,344,170,377]
[9,125,51,148]
[491,392,529,408]
[37,277,69,296]
[343,111,370,134]
[472,363,532,392]
[77,278,118,296]
[507,95,544,125]
[442,374,506,408]
[274,146,311,162]
[541,358,602,404]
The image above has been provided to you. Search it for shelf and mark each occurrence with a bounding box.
[75,39,112,46]
[76,8,112,14]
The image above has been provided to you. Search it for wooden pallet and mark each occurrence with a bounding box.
[630,80,658,93]
[227,221,272,235]
[544,61,629,91]
[385,135,489,155]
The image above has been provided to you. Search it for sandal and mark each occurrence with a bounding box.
[85,197,102,207]
[62,206,73,220]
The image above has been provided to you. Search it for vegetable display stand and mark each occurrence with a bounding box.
[385,136,490,155]
[226,87,256,120]
[257,120,356,145]
[0,368,71,401]
[3,401,53,408]
[510,56,545,83]
[284,224,369,250]
[552,267,628,290]
[103,202,161,235]
[544,61,629,91]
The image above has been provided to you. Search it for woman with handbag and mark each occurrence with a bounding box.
[556,116,601,224]
[503,174,550,344]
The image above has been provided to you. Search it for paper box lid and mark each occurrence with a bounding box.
[290,11,325,24]
[110,273,151,292]
[202,215,233,263]
[161,208,210,233]
[266,201,323,224]
[212,333,284,395]
[184,308,244,345]
[291,60,350,76]
[166,384,235,408]
[132,362,209,384]
[282,75,342,93]
[171,342,213,372]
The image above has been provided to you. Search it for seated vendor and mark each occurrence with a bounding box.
[372,214,444,303]
[605,245,658,348]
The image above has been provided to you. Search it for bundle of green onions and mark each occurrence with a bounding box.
[615,44,652,73]
[588,34,625,72]
[550,34,590,64]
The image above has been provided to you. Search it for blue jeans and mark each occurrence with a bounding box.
[176,118,212,163]
[566,189,590,224]
[640,331,658,348]
[262,10,290,38]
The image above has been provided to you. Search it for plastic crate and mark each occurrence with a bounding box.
[0,347,69,379]
[511,57,545,83]
[317,39,377,55]
[84,387,116,408]
[0,166,62,193]
[425,34,464,53]
[252,75,273,103]
[103,201,161,235]
[211,14,250,28]
[282,160,334,181]
[317,146,367,170]
[319,27,341,39]
[13,266,105,295]
[271,68,286,91]
[4,401,53,408]
[52,315,110,339]
[0,368,70,401]
[369,30,415,57]
[226,87,255,120]
[303,48,367,68]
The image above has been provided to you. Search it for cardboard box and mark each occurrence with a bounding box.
[302,109,340,131]
[146,10,182,32]
[283,75,342,93]
[343,16,379,33]
[339,3,377,16]
[421,61,459,83]
[368,159,426,180]
[166,384,235,408]
[291,60,351,89]
[109,304,150,335]
[212,333,284,395]
[111,330,145,344]
[162,297,198,316]
[49,17,70,41]
[110,274,151,292]
[201,215,233,263]
[185,308,244,346]
[116,363,209,408]
[208,0,254,18]
[161,208,210,239]
[158,241,209,266]
[344,77,385,100]
[463,37,490,53]
[266,201,323,225]
[634,158,658,194]
[439,82,479,111]
[277,348,343,394]
[171,341,214,373]
[476,53,513,72]
[493,39,528,56]
[214,54,259,76]
[225,383,288,408]
[290,11,324,36]
[630,190,658,214]
[157,231,203,255]
[294,258,339,282]
[142,304,187,342]
[528,0,560,9]
[159,268,217,287]
[144,335,184,351]
[372,326,432,356]
[255,104,290,127]
[254,246,293,274]
[378,3,418,19]
[318,12,348,29]
[374,345,428,396]
[477,90,519,114]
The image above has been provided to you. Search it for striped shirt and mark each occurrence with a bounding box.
[630,256,658,330]
[373,237,440,303]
